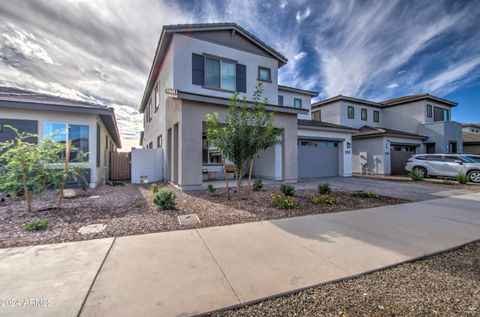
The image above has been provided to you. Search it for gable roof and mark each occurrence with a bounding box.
[0,87,121,148]
[463,132,480,144]
[278,85,319,97]
[312,95,384,109]
[462,123,480,128]
[382,94,457,107]
[353,125,427,140]
[140,22,288,112]
[297,119,358,132]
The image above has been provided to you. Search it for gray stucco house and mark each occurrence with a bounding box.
[0,87,121,188]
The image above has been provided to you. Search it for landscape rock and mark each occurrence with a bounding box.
[78,224,106,235]
[63,189,77,199]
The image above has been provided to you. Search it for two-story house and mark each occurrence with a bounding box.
[139,23,358,190]
[462,123,480,154]
[312,94,462,175]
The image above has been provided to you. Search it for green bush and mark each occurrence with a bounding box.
[271,193,296,209]
[311,194,337,205]
[457,171,468,184]
[150,183,161,194]
[207,184,216,193]
[409,170,424,181]
[280,183,295,196]
[317,182,332,195]
[153,188,177,210]
[353,191,379,199]
[253,178,263,192]
[23,219,51,232]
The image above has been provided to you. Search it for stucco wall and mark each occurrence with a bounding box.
[278,89,312,120]
[418,121,463,153]
[0,107,111,187]
[352,137,386,175]
[313,101,382,129]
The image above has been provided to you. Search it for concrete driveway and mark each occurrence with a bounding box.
[296,176,479,201]
[1,193,479,317]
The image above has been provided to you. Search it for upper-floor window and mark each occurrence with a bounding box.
[433,107,449,122]
[44,123,89,162]
[312,111,321,121]
[205,56,235,91]
[361,108,367,121]
[347,106,355,119]
[427,104,432,118]
[157,135,162,148]
[294,98,302,109]
[373,110,380,122]
[258,66,271,82]
[154,82,160,112]
[278,95,284,106]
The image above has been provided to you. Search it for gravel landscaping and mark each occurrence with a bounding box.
[210,241,480,317]
[0,183,407,248]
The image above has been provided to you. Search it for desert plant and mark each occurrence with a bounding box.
[152,188,177,210]
[253,178,263,192]
[409,170,424,181]
[317,182,332,195]
[271,193,296,209]
[207,184,216,193]
[23,218,51,232]
[280,183,295,196]
[205,82,283,199]
[353,191,379,199]
[151,183,161,194]
[457,171,469,184]
[311,194,338,205]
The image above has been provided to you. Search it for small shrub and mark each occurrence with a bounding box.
[280,183,295,196]
[311,194,337,205]
[150,183,161,194]
[153,188,177,210]
[271,193,296,209]
[317,182,332,195]
[457,171,468,184]
[253,178,263,192]
[207,184,216,193]
[23,219,51,232]
[409,170,424,181]
[353,191,379,199]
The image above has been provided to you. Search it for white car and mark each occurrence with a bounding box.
[405,154,480,183]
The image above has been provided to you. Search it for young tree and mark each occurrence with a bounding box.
[205,82,283,198]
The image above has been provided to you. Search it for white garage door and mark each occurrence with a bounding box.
[298,139,339,178]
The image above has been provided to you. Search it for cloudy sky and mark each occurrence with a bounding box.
[1,0,479,148]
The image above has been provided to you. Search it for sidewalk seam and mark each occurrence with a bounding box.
[195,229,242,304]
[76,237,116,317]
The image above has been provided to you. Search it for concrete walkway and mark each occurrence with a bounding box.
[1,194,479,317]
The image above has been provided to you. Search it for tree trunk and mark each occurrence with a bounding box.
[57,140,72,209]
[222,155,230,200]
[246,157,254,199]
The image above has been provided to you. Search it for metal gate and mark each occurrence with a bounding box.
[109,152,131,181]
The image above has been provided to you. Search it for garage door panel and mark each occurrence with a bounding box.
[391,145,416,175]
[298,141,338,178]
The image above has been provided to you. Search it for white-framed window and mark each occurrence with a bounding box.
[155,82,160,112]
[44,123,89,162]
[347,106,355,119]
[205,56,236,91]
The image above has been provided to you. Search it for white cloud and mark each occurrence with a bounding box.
[386,83,399,89]
[294,51,307,61]
[296,7,311,23]
[280,0,288,9]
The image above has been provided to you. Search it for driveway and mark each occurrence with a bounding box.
[297,176,479,201]
[1,193,479,317]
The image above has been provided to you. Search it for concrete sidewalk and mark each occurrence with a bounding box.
[1,194,480,317]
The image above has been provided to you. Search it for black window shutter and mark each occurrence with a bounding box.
[192,53,204,86]
[236,64,247,93]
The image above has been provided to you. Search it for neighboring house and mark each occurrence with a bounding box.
[0,87,121,188]
[139,23,357,190]
[312,94,462,175]
[462,123,480,154]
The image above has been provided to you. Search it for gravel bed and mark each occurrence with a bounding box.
[0,184,406,248]
[210,241,480,317]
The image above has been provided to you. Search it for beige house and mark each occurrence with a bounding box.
[463,123,480,154]
[0,87,121,188]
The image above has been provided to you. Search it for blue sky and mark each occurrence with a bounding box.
[0,0,479,147]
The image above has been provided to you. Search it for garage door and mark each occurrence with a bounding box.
[298,139,338,178]
[390,145,416,175]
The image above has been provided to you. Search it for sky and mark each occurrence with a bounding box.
[1,0,479,148]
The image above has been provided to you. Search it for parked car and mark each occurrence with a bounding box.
[405,154,480,183]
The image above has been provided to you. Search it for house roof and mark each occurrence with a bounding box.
[140,22,288,113]
[463,132,480,144]
[312,95,384,109]
[297,119,358,132]
[462,123,480,128]
[0,87,121,147]
[353,125,428,140]
[278,85,319,97]
[382,94,458,107]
